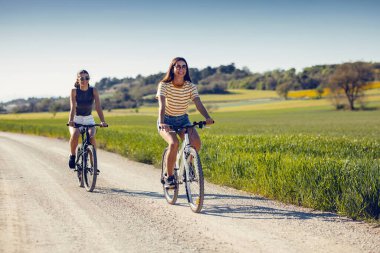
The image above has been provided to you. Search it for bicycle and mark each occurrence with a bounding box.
[67,123,107,192]
[160,121,209,213]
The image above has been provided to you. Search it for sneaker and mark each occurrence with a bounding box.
[164,175,176,189]
[68,155,76,169]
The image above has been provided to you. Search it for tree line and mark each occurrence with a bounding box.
[1,62,379,113]
[1,97,70,114]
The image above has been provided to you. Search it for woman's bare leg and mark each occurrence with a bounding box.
[159,131,179,176]
[69,127,80,155]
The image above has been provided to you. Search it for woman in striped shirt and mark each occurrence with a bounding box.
[156,57,214,188]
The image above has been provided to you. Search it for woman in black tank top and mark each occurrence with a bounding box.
[67,70,108,169]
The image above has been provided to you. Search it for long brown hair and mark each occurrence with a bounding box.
[74,69,89,88]
[161,57,192,83]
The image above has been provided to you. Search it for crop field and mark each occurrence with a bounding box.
[201,89,278,101]
[1,89,379,221]
[288,81,380,99]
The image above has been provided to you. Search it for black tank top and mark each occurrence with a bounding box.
[76,87,94,116]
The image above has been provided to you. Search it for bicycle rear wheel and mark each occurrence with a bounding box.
[184,147,204,213]
[161,148,178,204]
[83,145,97,192]
[75,144,84,187]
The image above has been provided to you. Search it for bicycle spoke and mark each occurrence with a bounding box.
[159,122,209,211]
[83,145,97,192]
[75,144,84,187]
[68,123,106,191]
[161,148,179,204]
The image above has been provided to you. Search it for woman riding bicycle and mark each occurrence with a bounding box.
[68,69,108,169]
[156,57,214,188]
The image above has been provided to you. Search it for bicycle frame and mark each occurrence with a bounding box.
[68,123,101,171]
[75,125,95,166]
[161,121,208,212]
[167,122,206,184]
[174,128,192,184]
[67,123,106,191]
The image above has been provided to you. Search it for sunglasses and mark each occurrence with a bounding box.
[174,64,187,70]
[80,77,90,81]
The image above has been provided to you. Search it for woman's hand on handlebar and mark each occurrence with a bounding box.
[159,123,170,132]
[100,122,108,127]
[205,118,215,125]
[68,121,75,127]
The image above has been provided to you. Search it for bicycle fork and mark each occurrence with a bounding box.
[75,148,83,172]
[175,142,190,184]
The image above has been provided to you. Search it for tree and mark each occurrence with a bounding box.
[49,103,61,117]
[217,63,236,74]
[276,81,293,99]
[373,63,380,80]
[329,62,374,110]
[276,68,298,99]
[0,104,6,113]
[200,66,216,79]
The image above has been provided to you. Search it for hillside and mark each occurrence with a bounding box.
[1,62,379,114]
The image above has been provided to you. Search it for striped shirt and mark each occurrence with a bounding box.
[156,81,199,116]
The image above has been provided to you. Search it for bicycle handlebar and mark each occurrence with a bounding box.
[190,121,207,128]
[66,123,108,128]
[159,121,213,132]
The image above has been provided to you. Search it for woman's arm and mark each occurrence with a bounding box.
[158,95,169,131]
[193,97,214,125]
[93,87,107,126]
[158,95,166,123]
[68,89,76,127]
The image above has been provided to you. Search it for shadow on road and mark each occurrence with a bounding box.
[94,187,163,199]
[95,187,191,202]
[94,187,341,222]
[202,193,340,221]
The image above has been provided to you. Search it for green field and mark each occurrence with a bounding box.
[1,89,379,221]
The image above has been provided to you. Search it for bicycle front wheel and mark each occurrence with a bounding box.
[184,147,204,213]
[83,145,97,192]
[161,148,178,204]
[75,144,84,188]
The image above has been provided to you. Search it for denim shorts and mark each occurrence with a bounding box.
[157,114,191,132]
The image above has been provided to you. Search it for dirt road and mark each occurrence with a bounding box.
[0,132,379,253]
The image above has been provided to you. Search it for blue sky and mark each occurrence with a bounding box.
[0,0,379,102]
